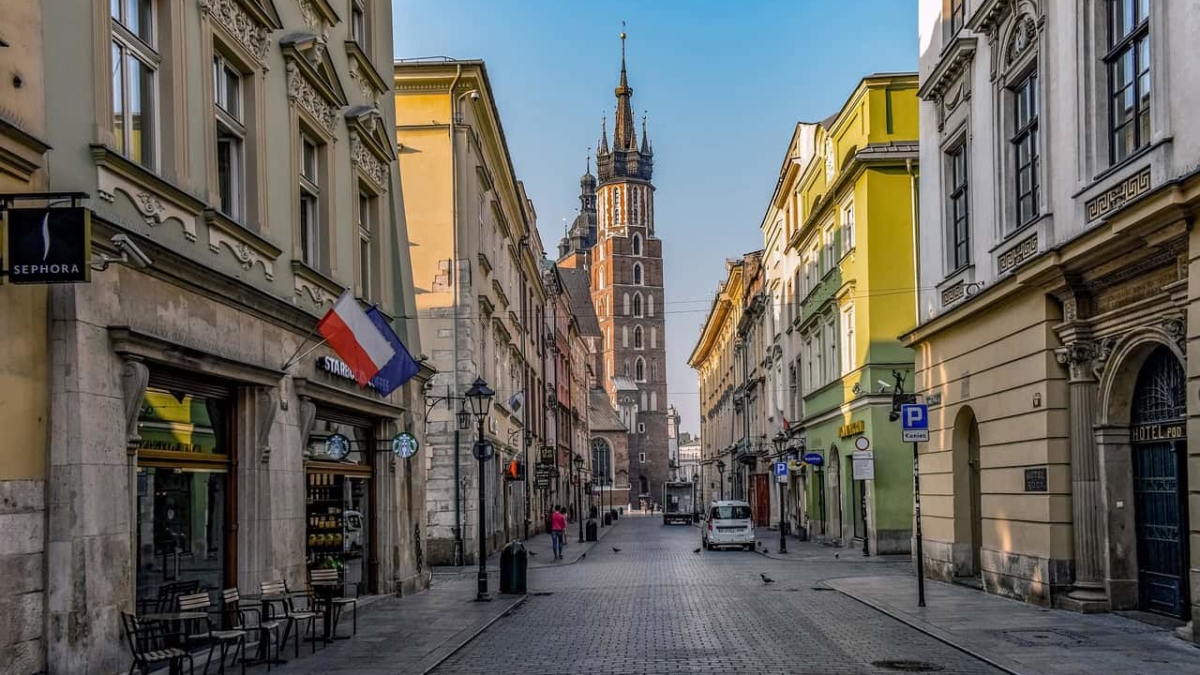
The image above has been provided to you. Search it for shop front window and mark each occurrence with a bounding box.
[135,385,231,609]
[305,417,374,595]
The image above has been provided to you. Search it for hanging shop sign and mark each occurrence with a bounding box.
[392,432,419,458]
[534,463,552,488]
[539,444,555,464]
[802,452,824,467]
[325,433,351,460]
[3,207,92,284]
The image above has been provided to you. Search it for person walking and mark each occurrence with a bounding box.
[550,505,567,560]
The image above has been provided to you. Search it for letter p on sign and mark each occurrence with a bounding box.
[901,404,928,430]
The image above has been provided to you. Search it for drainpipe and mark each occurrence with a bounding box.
[449,65,464,567]
[906,158,920,327]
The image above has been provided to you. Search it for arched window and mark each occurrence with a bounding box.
[633,325,643,349]
[647,294,655,317]
[623,359,630,376]
[650,359,658,381]
[597,268,605,290]
[621,326,628,348]
[650,391,657,411]
[633,293,643,317]
[631,188,639,225]
[591,437,613,485]
[623,293,630,316]
[632,262,643,285]
[631,233,643,256]
[635,357,646,382]
[613,187,621,225]
[650,327,657,349]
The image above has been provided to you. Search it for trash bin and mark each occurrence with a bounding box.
[618,507,624,516]
[589,505,598,519]
[692,511,701,524]
[585,519,598,542]
[499,540,528,594]
[602,512,612,526]
[610,509,618,521]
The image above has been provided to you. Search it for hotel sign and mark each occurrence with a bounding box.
[3,207,92,284]
[1131,422,1184,444]
[838,420,865,438]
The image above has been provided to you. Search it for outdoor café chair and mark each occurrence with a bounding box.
[121,611,194,675]
[176,591,247,675]
[259,579,321,657]
[308,568,358,638]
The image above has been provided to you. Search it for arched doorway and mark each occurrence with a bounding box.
[952,407,983,579]
[1129,346,1190,618]
[827,446,842,544]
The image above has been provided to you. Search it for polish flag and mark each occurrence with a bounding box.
[316,291,396,387]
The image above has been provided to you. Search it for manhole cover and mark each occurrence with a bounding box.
[872,660,943,672]
[998,629,1088,647]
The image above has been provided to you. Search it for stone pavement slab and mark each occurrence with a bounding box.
[260,575,524,675]
[827,575,1200,675]
[432,514,621,576]
[751,526,910,563]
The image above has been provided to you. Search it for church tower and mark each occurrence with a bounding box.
[587,30,668,507]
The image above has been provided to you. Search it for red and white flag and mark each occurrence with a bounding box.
[316,291,396,386]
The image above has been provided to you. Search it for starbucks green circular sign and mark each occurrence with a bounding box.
[393,432,419,458]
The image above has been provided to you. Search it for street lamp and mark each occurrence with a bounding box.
[691,472,699,523]
[773,430,789,554]
[716,459,726,501]
[465,376,495,602]
[456,400,471,430]
[573,454,585,542]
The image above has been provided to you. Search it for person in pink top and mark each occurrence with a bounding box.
[550,505,567,560]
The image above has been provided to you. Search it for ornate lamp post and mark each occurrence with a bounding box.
[573,454,585,542]
[716,459,726,501]
[773,430,789,554]
[465,377,495,602]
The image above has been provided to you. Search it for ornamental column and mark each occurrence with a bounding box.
[1055,340,1108,608]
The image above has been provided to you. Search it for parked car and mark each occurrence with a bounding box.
[702,500,755,551]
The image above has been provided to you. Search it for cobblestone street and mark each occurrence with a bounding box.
[432,514,1001,675]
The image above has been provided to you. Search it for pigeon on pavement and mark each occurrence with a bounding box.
[692,548,702,554]
[612,547,621,553]
[529,551,537,557]
[760,573,775,584]
[834,553,839,559]
[580,553,586,560]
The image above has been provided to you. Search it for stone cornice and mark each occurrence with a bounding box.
[292,259,343,307]
[0,116,51,154]
[200,0,281,68]
[109,326,284,387]
[204,208,282,280]
[918,36,978,101]
[293,377,406,418]
[966,0,1013,40]
[344,41,387,104]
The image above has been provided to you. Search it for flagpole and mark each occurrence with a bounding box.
[282,336,328,371]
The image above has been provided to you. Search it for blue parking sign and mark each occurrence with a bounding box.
[901,404,928,430]
[773,462,788,477]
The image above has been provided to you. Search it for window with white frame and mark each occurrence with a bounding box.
[111,0,158,169]
[647,294,655,316]
[803,337,814,392]
[631,233,642,256]
[622,326,628,348]
[639,452,646,462]
[813,332,823,387]
[822,222,836,271]
[613,187,621,224]
[947,143,970,271]
[213,52,245,220]
[825,318,837,384]
[840,304,856,374]
[948,0,966,36]
[1106,0,1150,165]
[299,134,322,267]
[350,0,368,51]
[633,262,643,285]
[635,357,645,382]
[598,267,605,290]
[650,326,657,349]
[841,201,855,252]
[631,187,639,225]
[633,325,643,349]
[358,189,375,299]
[633,293,643,317]
[650,391,657,411]
[1012,71,1040,229]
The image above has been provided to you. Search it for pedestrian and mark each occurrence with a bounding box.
[550,505,567,560]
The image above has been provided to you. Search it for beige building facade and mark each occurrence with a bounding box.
[912,0,1200,638]
[395,59,548,564]
[1,1,431,672]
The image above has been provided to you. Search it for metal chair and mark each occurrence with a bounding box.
[259,580,321,657]
[138,579,201,615]
[176,592,247,675]
[221,588,280,671]
[121,611,194,675]
[308,568,358,638]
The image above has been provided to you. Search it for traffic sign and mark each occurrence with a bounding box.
[903,429,930,443]
[854,436,870,451]
[773,462,788,477]
[901,404,928,430]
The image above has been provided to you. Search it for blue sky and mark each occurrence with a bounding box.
[394,0,918,436]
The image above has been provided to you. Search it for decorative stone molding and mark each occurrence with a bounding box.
[295,0,336,35]
[917,36,977,103]
[93,146,203,241]
[346,56,381,106]
[349,130,389,191]
[286,61,339,135]
[253,387,280,463]
[1055,341,1098,382]
[204,209,282,280]
[292,260,342,307]
[966,0,1015,42]
[298,395,317,450]
[1161,316,1186,350]
[1005,15,1037,65]
[996,231,1038,274]
[121,356,150,453]
[1085,166,1152,222]
[199,0,276,67]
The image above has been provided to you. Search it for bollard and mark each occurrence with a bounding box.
[499,540,528,594]
[603,512,612,526]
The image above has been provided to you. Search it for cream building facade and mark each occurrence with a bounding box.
[911,0,1200,636]
[0,1,431,671]
[394,59,548,564]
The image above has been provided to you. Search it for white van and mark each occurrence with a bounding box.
[702,500,755,551]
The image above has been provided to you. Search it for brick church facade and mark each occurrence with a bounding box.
[559,33,670,508]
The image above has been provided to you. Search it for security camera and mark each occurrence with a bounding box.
[877,380,892,392]
[469,91,480,102]
[112,234,152,268]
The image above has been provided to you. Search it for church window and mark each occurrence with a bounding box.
[650,391,657,411]
[647,294,655,316]
[624,359,630,377]
[598,267,605,290]
[613,187,621,225]
[622,326,628,348]
[631,233,642,256]
[632,262,643,285]
[650,326,657,349]
[631,187,639,225]
[623,293,630,316]
[633,293,643,317]
[635,357,646,382]
[634,325,643,349]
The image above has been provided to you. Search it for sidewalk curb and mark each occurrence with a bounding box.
[825,579,1027,675]
[417,594,529,675]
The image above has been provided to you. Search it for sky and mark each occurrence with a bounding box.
[394,0,918,437]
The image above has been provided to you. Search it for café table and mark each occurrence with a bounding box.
[307,580,345,642]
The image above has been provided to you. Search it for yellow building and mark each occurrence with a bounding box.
[785,73,920,553]
[394,59,547,564]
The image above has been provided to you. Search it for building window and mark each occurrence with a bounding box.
[631,187,639,225]
[813,332,823,386]
[622,326,628,348]
[949,0,966,35]
[947,144,970,270]
[639,452,646,462]
[635,357,645,382]
[841,201,855,253]
[650,391,657,411]
[841,305,856,374]
[647,294,654,317]
[299,134,321,267]
[631,233,642,256]
[598,268,605,290]
[650,360,658,381]
[592,438,613,485]
[358,190,375,299]
[633,326,643,350]
[613,187,621,224]
[822,223,836,272]
[623,359,629,377]
[650,327,657,349]
[350,0,368,51]
[633,293,643,317]
[632,262,643,285]
[1012,72,1040,229]
[111,0,158,169]
[804,337,814,392]
[1106,0,1151,165]
[213,52,244,220]
[825,319,837,384]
